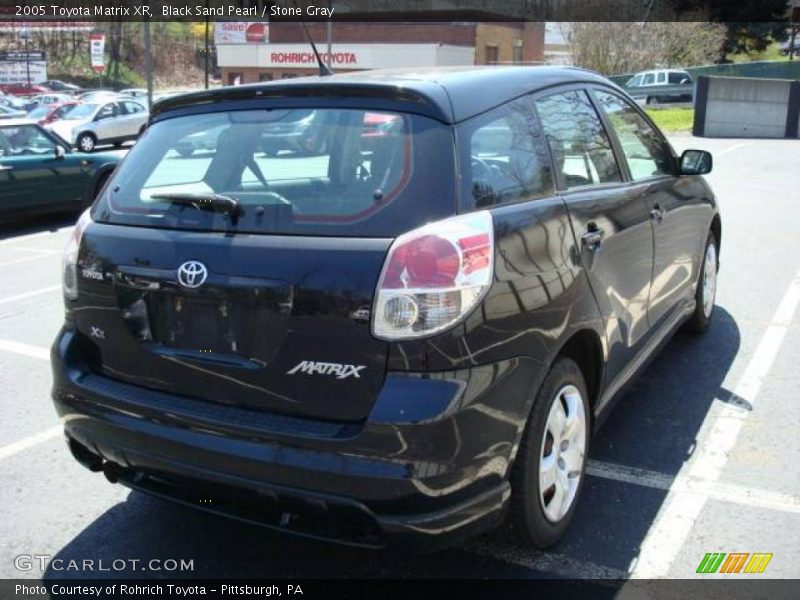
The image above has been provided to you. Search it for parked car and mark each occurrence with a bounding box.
[52,66,720,550]
[625,69,694,104]
[42,79,81,93]
[0,82,49,97]
[49,99,148,152]
[0,104,28,120]
[0,95,28,111]
[0,120,120,224]
[23,93,72,111]
[120,88,147,98]
[26,101,79,126]
[76,90,118,103]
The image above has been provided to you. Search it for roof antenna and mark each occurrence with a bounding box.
[293,0,333,76]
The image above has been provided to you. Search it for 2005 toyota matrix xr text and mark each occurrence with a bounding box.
[51,66,720,550]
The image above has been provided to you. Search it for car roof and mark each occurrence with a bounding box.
[152,66,618,124]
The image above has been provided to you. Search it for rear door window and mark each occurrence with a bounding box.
[94,107,456,237]
[535,90,622,189]
[459,94,554,209]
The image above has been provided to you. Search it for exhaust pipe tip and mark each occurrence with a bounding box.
[103,461,122,484]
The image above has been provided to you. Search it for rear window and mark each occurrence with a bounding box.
[94,107,456,237]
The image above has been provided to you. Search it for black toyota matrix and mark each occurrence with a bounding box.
[51,66,720,550]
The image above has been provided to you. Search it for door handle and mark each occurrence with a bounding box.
[0,165,13,171]
[650,203,665,223]
[581,228,604,252]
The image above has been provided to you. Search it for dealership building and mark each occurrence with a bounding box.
[216,22,546,84]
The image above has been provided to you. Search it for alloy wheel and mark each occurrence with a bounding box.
[702,242,717,318]
[539,384,587,523]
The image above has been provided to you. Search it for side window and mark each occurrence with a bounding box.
[593,90,675,180]
[97,103,116,119]
[461,94,554,209]
[627,74,643,87]
[0,125,56,155]
[124,101,144,114]
[535,90,622,189]
[656,71,667,84]
[642,73,655,86]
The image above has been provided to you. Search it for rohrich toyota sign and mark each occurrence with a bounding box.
[269,51,358,66]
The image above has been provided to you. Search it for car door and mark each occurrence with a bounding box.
[0,125,88,217]
[535,88,654,384]
[119,101,147,138]
[591,88,708,328]
[92,102,119,142]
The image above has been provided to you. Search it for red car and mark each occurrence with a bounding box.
[0,83,49,97]
[26,101,78,126]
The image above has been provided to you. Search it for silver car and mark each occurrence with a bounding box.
[49,99,148,152]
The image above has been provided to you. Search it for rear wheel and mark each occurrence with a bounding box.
[77,132,96,153]
[685,231,718,334]
[510,358,590,548]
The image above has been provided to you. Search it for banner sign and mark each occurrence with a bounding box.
[89,32,105,72]
[214,21,269,44]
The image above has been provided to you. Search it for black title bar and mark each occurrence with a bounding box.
[0,0,793,22]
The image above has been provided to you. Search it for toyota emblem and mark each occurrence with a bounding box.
[177,261,208,288]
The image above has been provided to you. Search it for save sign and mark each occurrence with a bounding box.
[89,33,105,72]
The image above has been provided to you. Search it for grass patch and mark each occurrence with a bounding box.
[645,107,695,134]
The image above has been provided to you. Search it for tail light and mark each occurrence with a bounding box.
[372,211,494,340]
[62,209,92,300]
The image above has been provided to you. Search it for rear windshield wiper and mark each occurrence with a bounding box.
[149,193,242,220]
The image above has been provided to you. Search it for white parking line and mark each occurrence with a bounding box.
[0,285,61,306]
[0,227,71,246]
[0,254,59,268]
[0,425,62,462]
[0,339,50,361]
[629,270,800,578]
[717,142,750,157]
[587,460,800,514]
[468,538,627,580]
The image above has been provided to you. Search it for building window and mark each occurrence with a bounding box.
[282,73,298,79]
[512,41,523,64]
[259,73,273,82]
[485,45,499,65]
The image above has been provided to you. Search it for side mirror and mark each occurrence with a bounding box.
[680,149,712,175]
[54,145,66,159]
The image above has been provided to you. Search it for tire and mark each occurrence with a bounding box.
[77,132,96,153]
[509,358,590,548]
[684,231,718,334]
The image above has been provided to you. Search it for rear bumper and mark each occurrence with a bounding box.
[51,328,545,549]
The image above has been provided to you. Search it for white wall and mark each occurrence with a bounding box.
[704,77,791,138]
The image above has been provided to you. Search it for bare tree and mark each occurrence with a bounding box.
[562,21,727,75]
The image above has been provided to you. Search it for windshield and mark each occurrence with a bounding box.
[27,106,50,119]
[63,104,97,119]
[93,107,455,237]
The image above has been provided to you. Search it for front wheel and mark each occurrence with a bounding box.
[685,231,718,334]
[509,358,590,548]
[77,132,96,153]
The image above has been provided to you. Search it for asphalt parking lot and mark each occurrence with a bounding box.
[0,135,798,582]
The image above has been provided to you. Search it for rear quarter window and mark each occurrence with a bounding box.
[93,107,456,237]
[458,94,554,210]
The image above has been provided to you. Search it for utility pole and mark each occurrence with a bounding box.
[144,20,153,110]
[326,0,332,69]
[204,2,210,88]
